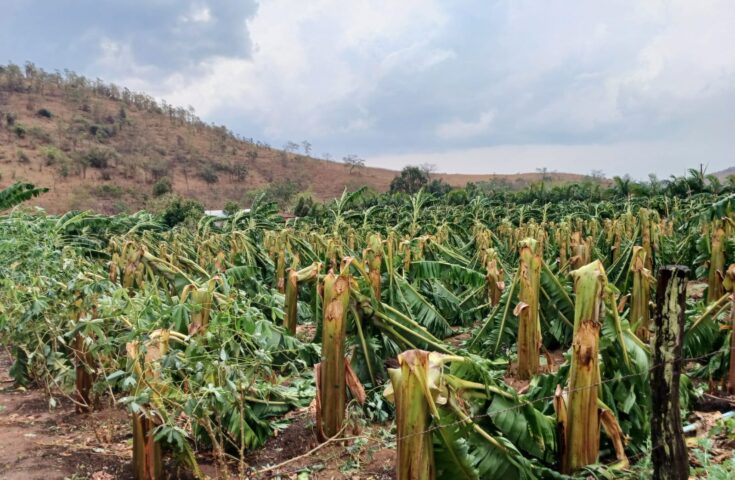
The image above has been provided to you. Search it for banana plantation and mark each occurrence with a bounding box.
[2,184,735,479]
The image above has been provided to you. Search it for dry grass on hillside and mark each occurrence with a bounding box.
[0,71,586,214]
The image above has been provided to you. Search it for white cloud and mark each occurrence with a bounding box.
[436,110,495,140]
[181,5,213,24]
[82,0,735,176]
[93,38,158,90]
[147,0,449,139]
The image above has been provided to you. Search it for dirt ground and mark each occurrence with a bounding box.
[0,350,133,479]
[243,412,395,479]
[0,348,395,479]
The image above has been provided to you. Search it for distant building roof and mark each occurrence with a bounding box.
[204,209,250,218]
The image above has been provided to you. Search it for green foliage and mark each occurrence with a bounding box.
[83,148,115,169]
[293,194,317,217]
[389,166,430,194]
[2,164,735,477]
[152,194,205,227]
[199,165,219,184]
[88,123,117,141]
[152,177,172,197]
[13,124,26,138]
[41,145,68,166]
[244,179,304,209]
[223,200,240,216]
[91,184,124,198]
[0,182,47,210]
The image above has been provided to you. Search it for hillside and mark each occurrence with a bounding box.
[0,64,585,214]
[713,167,735,181]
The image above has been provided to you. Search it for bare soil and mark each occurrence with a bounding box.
[0,348,395,479]
[243,410,395,479]
[0,350,132,479]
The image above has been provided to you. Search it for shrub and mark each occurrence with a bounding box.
[389,166,429,194]
[152,177,172,197]
[426,179,452,197]
[91,184,123,198]
[16,150,29,164]
[150,194,204,227]
[89,124,116,142]
[147,159,170,181]
[41,146,68,166]
[13,124,26,138]
[294,194,317,217]
[271,179,303,206]
[233,163,248,181]
[445,188,468,205]
[223,200,240,216]
[199,166,219,184]
[84,148,112,169]
[27,127,52,144]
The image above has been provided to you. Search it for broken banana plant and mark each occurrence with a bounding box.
[516,238,542,380]
[722,264,735,394]
[629,246,653,341]
[127,330,202,480]
[315,262,365,441]
[364,233,384,301]
[707,222,726,303]
[283,262,320,334]
[385,349,558,480]
[556,261,628,473]
[485,248,504,306]
[570,232,592,270]
[180,277,221,336]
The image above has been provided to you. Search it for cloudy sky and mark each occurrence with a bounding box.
[2,0,733,178]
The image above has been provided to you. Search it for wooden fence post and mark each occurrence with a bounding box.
[651,265,689,480]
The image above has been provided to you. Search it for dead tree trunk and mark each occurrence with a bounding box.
[651,265,689,480]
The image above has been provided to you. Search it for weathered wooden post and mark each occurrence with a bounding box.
[651,265,689,480]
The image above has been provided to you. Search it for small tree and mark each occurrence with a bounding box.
[389,166,430,194]
[153,194,205,227]
[419,163,436,178]
[343,154,365,174]
[426,179,451,196]
[283,141,299,153]
[301,140,312,156]
[589,170,606,181]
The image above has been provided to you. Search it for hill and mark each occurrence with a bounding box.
[713,167,735,181]
[0,63,586,214]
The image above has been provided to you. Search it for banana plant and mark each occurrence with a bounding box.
[516,238,542,380]
[629,246,653,341]
[385,349,559,479]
